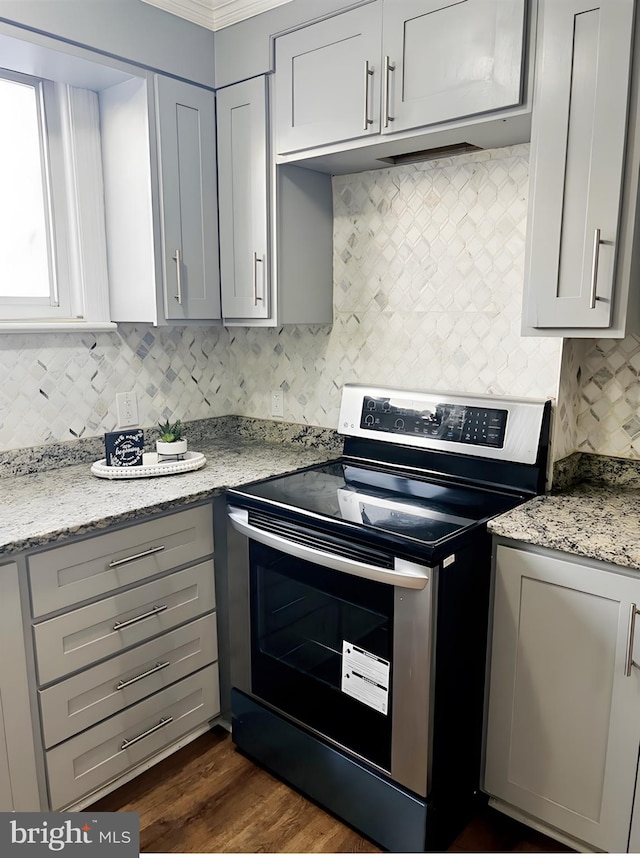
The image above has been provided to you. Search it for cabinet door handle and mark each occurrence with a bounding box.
[113,604,168,631]
[383,55,395,128]
[116,661,171,690]
[121,716,173,750]
[108,545,166,568]
[363,60,374,131]
[625,602,639,676]
[589,228,602,309]
[173,248,183,305]
[252,252,264,305]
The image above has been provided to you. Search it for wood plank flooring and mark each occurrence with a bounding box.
[89,727,571,853]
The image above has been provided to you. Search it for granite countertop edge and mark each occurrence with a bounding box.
[488,452,640,572]
[7,431,640,572]
[0,417,342,558]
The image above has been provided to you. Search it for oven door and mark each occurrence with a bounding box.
[227,505,434,798]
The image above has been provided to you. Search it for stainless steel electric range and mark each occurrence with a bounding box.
[226,384,551,852]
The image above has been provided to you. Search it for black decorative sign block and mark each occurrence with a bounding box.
[104,429,144,467]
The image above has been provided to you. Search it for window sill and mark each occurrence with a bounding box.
[0,320,118,333]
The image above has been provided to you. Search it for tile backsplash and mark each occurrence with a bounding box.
[6,141,634,461]
[0,326,235,451]
[572,335,640,459]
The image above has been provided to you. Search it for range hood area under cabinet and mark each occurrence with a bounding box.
[271,0,533,174]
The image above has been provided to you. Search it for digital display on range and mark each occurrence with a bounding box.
[359,396,507,448]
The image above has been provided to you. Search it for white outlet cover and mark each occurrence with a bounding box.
[271,389,284,418]
[116,391,139,427]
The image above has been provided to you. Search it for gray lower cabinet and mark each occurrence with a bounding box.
[522,0,640,336]
[33,560,216,685]
[274,0,527,156]
[484,542,640,852]
[46,665,219,811]
[27,503,220,810]
[0,562,40,811]
[216,75,333,325]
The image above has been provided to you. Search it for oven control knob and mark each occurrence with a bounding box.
[394,418,405,430]
[364,414,375,426]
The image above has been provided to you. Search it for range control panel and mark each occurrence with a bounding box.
[360,396,507,448]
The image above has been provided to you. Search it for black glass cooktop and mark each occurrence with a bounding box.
[231,460,522,547]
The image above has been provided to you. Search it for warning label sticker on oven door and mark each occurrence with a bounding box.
[341,641,390,715]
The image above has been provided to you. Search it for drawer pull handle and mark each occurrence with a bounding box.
[108,545,166,568]
[363,60,374,130]
[589,227,603,309]
[173,248,183,304]
[252,252,265,305]
[121,716,173,751]
[625,602,640,676]
[116,661,171,690]
[382,55,395,128]
[113,604,168,631]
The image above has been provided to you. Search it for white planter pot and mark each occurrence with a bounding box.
[156,438,188,457]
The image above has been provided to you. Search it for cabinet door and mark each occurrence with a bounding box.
[523,0,635,330]
[0,694,13,811]
[217,77,270,320]
[0,562,40,811]
[155,75,220,321]
[274,2,382,154]
[484,545,640,852]
[382,0,525,135]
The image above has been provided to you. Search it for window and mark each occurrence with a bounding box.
[0,65,113,330]
[0,72,54,306]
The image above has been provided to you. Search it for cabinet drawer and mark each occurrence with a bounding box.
[39,614,218,748]
[28,504,214,618]
[34,561,215,685]
[46,664,219,810]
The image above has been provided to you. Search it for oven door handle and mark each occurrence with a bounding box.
[228,506,430,590]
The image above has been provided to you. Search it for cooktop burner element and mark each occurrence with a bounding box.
[233,460,521,558]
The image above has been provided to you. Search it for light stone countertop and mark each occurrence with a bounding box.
[7,435,640,572]
[489,455,640,571]
[0,435,337,557]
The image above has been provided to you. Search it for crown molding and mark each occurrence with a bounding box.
[140,0,293,31]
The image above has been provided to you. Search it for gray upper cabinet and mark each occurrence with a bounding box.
[104,72,221,325]
[217,76,270,320]
[274,0,526,156]
[217,76,334,326]
[274,3,382,155]
[382,0,526,135]
[522,0,638,336]
[155,75,221,321]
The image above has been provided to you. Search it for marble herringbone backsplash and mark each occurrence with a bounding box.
[3,141,623,459]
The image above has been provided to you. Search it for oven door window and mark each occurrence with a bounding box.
[250,542,393,771]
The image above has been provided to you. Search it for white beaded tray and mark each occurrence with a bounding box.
[91,451,206,479]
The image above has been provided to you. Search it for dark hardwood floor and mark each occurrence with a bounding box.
[89,727,571,853]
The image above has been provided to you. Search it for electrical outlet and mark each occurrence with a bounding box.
[116,391,139,428]
[271,389,284,418]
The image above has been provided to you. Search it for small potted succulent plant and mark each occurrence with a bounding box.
[156,418,187,459]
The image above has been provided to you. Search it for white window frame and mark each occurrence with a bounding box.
[0,70,63,315]
[0,68,115,331]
